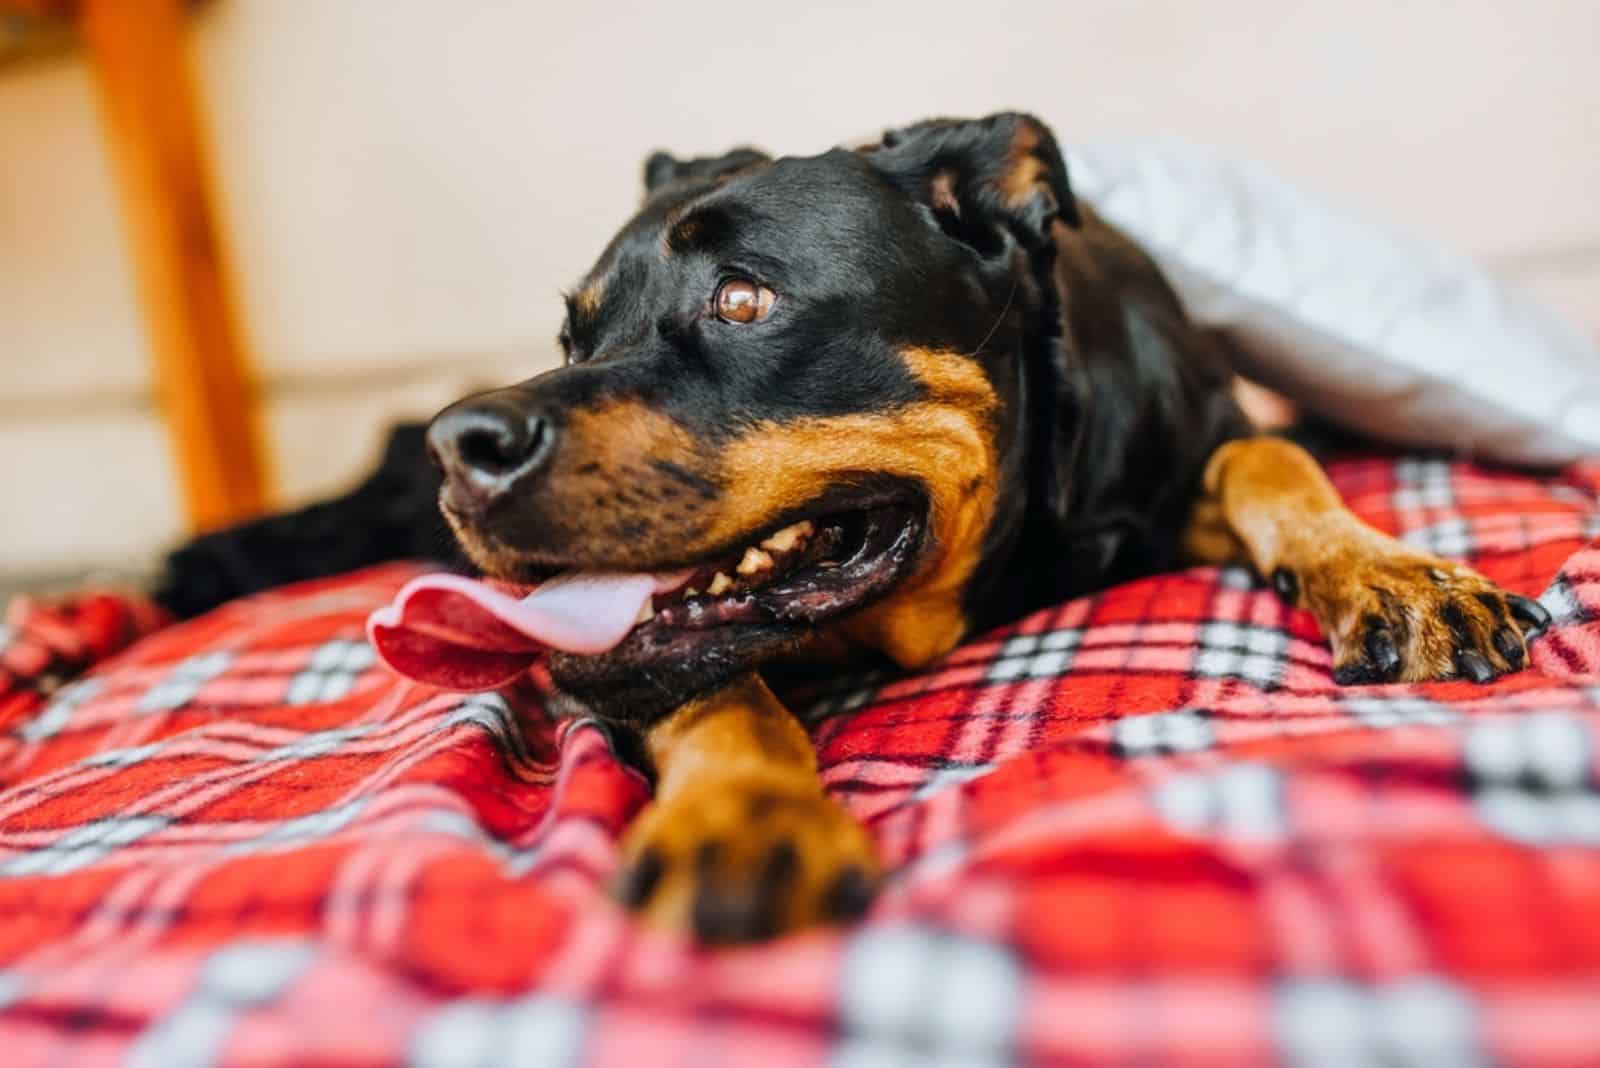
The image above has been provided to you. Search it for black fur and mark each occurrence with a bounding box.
[155,113,1247,710]
[152,425,455,618]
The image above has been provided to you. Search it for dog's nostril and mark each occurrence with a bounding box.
[429,402,555,487]
[458,423,524,474]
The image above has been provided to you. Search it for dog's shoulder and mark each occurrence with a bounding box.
[980,206,1250,620]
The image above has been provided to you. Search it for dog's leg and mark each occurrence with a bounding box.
[613,673,878,941]
[1187,437,1551,683]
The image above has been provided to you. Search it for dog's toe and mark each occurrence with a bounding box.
[1300,549,1537,685]
[688,839,798,943]
[1332,616,1404,685]
[615,777,879,943]
[1508,593,1552,636]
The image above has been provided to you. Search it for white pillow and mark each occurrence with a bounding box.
[1065,140,1600,467]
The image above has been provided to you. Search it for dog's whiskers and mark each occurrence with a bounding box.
[967,279,1017,360]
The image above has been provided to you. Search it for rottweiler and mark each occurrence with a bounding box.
[158,112,1550,942]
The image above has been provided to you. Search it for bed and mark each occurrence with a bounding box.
[1,450,1598,1066]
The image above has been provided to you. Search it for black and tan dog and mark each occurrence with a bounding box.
[159,113,1550,942]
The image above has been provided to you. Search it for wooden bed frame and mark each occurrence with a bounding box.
[5,0,269,533]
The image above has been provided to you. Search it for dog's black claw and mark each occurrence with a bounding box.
[694,839,724,875]
[758,840,800,892]
[1456,649,1495,684]
[615,848,665,907]
[1365,628,1402,679]
[689,840,799,944]
[1334,661,1383,686]
[1334,615,1407,686]
[1271,567,1299,604]
[1493,625,1526,668]
[692,877,781,945]
[692,885,756,944]
[822,865,875,922]
[1507,594,1552,637]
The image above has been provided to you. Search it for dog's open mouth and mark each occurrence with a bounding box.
[367,497,927,693]
[633,504,922,632]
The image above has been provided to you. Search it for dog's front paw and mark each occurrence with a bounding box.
[614,777,878,943]
[1283,546,1551,685]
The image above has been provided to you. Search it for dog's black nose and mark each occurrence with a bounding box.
[427,395,556,507]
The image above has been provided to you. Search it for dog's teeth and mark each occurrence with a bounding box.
[682,586,700,599]
[760,520,814,554]
[737,547,774,575]
[635,600,655,624]
[708,571,734,596]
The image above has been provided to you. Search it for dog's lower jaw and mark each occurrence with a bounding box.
[547,623,807,727]
[552,568,977,728]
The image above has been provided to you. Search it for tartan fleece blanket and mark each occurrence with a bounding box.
[2,453,1600,1068]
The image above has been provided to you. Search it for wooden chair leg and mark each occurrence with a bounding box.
[78,0,270,532]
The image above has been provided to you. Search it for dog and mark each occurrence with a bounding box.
[158,112,1551,942]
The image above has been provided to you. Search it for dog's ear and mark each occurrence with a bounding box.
[862,112,1079,252]
[642,147,770,197]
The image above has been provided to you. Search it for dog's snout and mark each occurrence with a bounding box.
[428,396,556,507]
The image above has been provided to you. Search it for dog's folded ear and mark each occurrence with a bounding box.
[862,112,1080,252]
[642,147,770,197]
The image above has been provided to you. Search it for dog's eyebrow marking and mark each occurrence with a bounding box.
[666,215,703,252]
[665,206,736,255]
[573,280,605,319]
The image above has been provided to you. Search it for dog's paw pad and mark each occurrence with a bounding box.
[614,778,878,943]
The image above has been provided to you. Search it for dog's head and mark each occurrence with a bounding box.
[428,113,1079,717]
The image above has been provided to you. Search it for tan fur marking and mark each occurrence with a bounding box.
[621,674,878,934]
[460,350,1000,670]
[565,398,703,475]
[1179,496,1244,564]
[1191,436,1528,682]
[666,215,702,252]
[574,280,604,318]
[999,121,1046,211]
[644,674,816,797]
[710,347,999,667]
[448,398,713,573]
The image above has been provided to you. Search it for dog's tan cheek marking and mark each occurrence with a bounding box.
[563,400,702,474]
[707,347,999,669]
[543,400,718,558]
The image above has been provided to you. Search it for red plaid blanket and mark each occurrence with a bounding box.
[2,454,1599,1067]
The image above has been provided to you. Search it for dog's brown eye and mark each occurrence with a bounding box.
[714,278,775,324]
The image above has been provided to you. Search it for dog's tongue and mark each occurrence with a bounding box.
[367,570,689,691]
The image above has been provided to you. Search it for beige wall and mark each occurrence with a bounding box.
[3,0,1597,577]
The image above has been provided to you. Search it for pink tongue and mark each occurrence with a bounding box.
[366,570,689,691]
